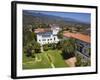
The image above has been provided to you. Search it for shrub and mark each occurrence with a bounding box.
[43,44,49,51]
[51,43,57,50]
[75,54,91,67]
[26,46,32,57]
[56,41,63,50]
[33,42,41,53]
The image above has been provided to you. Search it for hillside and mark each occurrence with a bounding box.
[23,11,90,35]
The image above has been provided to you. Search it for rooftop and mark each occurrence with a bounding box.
[63,32,90,43]
[34,28,52,33]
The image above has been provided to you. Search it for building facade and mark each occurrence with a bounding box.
[34,24,60,45]
[76,39,90,58]
[63,32,91,63]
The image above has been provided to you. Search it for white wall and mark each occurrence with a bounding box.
[0,0,99,80]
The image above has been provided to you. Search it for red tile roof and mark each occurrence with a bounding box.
[34,28,52,33]
[63,32,90,43]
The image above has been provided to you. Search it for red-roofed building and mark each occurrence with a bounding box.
[63,32,91,58]
[63,32,90,43]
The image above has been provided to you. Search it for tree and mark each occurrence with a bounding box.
[50,43,57,50]
[57,30,63,39]
[75,54,91,67]
[35,43,41,53]
[75,54,82,66]
[56,41,63,50]
[23,26,36,47]
[26,44,32,57]
[32,41,41,53]
[61,38,77,67]
[61,38,76,59]
[43,44,49,51]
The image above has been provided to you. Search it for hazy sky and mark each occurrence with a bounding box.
[25,10,91,24]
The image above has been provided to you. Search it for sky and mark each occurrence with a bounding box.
[25,10,91,24]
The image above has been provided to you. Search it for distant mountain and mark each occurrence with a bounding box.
[23,11,90,28]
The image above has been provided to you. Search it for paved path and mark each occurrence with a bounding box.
[45,53,55,68]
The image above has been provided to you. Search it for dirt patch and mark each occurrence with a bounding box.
[65,57,77,67]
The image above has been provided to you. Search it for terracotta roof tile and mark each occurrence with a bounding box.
[34,28,52,33]
[63,32,90,43]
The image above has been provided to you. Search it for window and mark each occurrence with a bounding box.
[39,39,41,42]
[42,34,51,37]
[42,39,46,41]
[77,44,83,53]
[84,48,91,57]
[54,37,56,41]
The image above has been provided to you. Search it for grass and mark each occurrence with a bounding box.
[23,50,68,69]
[45,50,68,67]
[23,53,51,69]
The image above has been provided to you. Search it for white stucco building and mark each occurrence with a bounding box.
[34,24,60,45]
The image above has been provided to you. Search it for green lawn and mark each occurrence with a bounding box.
[23,50,68,69]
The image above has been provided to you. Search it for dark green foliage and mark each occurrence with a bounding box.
[23,26,36,46]
[25,43,35,58]
[30,40,41,53]
[26,45,32,57]
[24,40,41,58]
[62,38,76,53]
[61,38,76,59]
[88,48,91,56]
[31,50,35,58]
[43,43,57,51]
[56,41,64,50]
[34,42,41,53]
[25,41,41,58]
[75,55,82,66]
[51,43,57,50]
[57,30,63,39]
[75,54,91,67]
[47,43,52,48]
[43,44,49,51]
[23,24,41,57]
